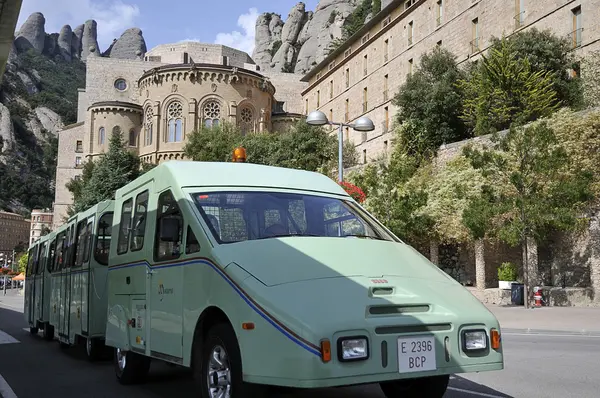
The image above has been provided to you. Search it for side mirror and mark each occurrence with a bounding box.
[159,217,180,242]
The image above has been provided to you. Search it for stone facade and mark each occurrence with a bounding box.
[301,0,600,164]
[29,208,53,245]
[53,42,304,227]
[0,211,29,257]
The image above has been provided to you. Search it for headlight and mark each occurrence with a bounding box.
[337,336,369,362]
[462,329,488,352]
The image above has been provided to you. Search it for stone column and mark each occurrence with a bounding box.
[152,101,160,154]
[430,240,439,266]
[187,98,197,137]
[475,238,486,290]
[589,215,600,303]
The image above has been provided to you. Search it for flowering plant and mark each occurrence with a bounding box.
[339,181,366,203]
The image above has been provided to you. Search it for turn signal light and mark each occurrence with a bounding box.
[242,322,255,330]
[320,339,331,363]
[491,328,501,350]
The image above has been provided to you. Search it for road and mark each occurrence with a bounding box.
[1,294,599,398]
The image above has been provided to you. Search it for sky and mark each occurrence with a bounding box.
[16,0,320,56]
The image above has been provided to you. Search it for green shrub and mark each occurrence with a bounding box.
[497,262,518,281]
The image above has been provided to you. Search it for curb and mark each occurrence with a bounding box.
[502,327,600,337]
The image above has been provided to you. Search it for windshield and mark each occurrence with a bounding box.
[191,191,398,244]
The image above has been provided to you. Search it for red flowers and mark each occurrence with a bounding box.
[339,181,366,203]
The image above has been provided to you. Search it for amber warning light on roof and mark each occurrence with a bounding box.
[232,147,247,162]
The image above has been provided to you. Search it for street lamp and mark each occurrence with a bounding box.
[306,110,375,182]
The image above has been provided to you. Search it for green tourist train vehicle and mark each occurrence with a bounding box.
[24,231,56,340]
[43,200,115,359]
[25,152,504,397]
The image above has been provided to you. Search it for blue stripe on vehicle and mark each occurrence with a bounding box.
[108,258,322,357]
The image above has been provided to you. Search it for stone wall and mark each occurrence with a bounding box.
[145,42,253,68]
[302,0,600,164]
[263,71,308,115]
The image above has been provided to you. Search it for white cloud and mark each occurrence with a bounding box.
[16,0,141,51]
[214,8,259,56]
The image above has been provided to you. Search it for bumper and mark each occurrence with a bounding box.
[245,361,504,389]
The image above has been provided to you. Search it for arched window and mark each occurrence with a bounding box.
[167,101,184,142]
[240,106,254,135]
[98,127,105,145]
[202,100,221,128]
[144,106,153,146]
[128,129,136,146]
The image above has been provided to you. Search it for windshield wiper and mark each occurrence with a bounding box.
[344,234,386,240]
[255,233,319,240]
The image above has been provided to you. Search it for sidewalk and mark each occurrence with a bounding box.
[486,304,600,336]
[0,290,24,313]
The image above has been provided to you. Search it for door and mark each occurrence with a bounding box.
[59,224,75,340]
[25,247,36,326]
[77,217,94,335]
[34,243,47,322]
[149,189,184,361]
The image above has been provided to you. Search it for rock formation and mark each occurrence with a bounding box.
[14,12,46,53]
[105,28,147,60]
[253,0,361,75]
[10,12,148,63]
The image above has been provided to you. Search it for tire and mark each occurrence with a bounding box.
[86,337,102,362]
[114,348,151,385]
[29,326,39,334]
[43,324,54,341]
[380,375,450,398]
[195,322,269,398]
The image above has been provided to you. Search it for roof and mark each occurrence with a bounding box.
[301,0,408,82]
[88,101,143,111]
[116,161,349,198]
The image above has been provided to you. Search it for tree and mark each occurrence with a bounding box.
[393,47,468,159]
[18,253,28,274]
[488,28,583,110]
[66,129,146,214]
[463,120,594,307]
[581,50,600,108]
[459,37,560,136]
[183,120,358,174]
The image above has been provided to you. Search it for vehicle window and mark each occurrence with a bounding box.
[36,243,47,275]
[26,248,35,277]
[82,221,93,263]
[117,199,133,255]
[191,191,396,244]
[53,233,66,272]
[185,226,200,254]
[154,190,183,262]
[95,212,113,265]
[130,190,149,252]
[47,239,56,273]
[74,220,88,267]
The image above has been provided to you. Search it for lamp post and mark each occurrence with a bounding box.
[306,110,375,182]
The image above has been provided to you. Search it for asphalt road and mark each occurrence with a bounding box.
[1,301,599,398]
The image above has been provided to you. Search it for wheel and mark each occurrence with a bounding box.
[43,324,54,341]
[86,337,102,361]
[195,323,269,398]
[29,326,39,334]
[114,348,151,385]
[380,375,450,398]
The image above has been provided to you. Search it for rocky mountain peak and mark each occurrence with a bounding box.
[253,0,362,75]
[11,12,148,63]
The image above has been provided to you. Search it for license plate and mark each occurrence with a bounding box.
[397,336,437,373]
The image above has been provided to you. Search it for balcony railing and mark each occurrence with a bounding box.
[569,28,583,48]
[513,11,525,30]
[382,121,389,134]
[470,38,480,54]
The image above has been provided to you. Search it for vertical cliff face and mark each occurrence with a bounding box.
[254,0,371,75]
[0,12,149,213]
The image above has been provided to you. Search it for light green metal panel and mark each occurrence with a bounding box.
[48,223,69,331]
[40,231,57,324]
[87,201,115,337]
[23,242,37,326]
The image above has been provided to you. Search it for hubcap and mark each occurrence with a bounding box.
[116,348,126,371]
[207,345,231,398]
